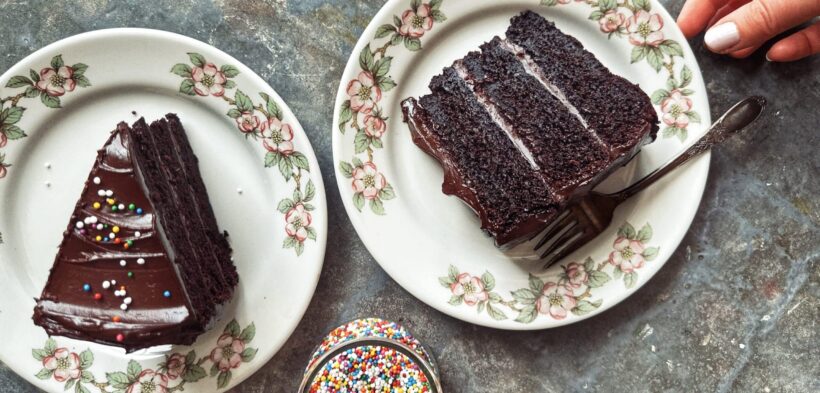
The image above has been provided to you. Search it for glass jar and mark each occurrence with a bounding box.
[299,318,442,392]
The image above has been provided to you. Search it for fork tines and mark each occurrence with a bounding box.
[533,207,589,269]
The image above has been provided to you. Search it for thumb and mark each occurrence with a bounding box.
[704,0,820,53]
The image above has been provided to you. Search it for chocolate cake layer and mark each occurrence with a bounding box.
[33,115,236,351]
[403,68,558,245]
[159,114,237,302]
[506,10,658,154]
[128,115,237,328]
[402,11,659,247]
[458,37,610,196]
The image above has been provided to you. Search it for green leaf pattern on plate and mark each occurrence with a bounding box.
[171,53,317,256]
[0,54,91,178]
[31,319,256,392]
[440,222,658,323]
[337,0,448,215]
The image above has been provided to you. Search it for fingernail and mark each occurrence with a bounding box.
[704,22,739,53]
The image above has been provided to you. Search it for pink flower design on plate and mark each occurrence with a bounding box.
[36,66,76,97]
[609,237,646,273]
[351,162,386,200]
[626,10,664,47]
[42,348,80,382]
[399,4,434,38]
[164,353,187,380]
[263,118,295,155]
[599,10,626,33]
[0,133,6,148]
[0,164,6,179]
[661,90,694,128]
[191,63,227,97]
[236,111,265,134]
[210,334,245,372]
[286,203,313,242]
[450,273,489,306]
[359,113,387,139]
[346,71,381,113]
[536,282,577,319]
[564,262,588,289]
[126,369,169,393]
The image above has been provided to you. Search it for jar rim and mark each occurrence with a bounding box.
[299,336,443,393]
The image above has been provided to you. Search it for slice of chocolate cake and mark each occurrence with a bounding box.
[404,68,559,245]
[402,11,658,247]
[33,114,237,351]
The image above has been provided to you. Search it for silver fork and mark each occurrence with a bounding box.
[534,96,767,269]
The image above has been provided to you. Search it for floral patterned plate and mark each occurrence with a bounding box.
[332,0,710,329]
[0,29,327,392]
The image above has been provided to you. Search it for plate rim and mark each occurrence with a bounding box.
[331,0,711,330]
[0,27,328,391]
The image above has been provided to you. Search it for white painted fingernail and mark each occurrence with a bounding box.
[704,22,740,53]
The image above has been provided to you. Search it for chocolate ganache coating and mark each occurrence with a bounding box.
[33,115,237,352]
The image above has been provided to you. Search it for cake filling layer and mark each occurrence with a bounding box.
[457,38,611,197]
[506,11,658,155]
[406,67,559,243]
[452,62,541,172]
[498,39,605,148]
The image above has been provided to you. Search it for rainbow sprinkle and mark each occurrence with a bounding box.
[304,318,437,393]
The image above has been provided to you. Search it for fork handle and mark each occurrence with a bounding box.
[611,96,767,202]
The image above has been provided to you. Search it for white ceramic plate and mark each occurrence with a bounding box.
[0,29,326,392]
[332,0,710,330]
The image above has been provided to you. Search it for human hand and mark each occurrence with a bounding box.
[677,0,820,61]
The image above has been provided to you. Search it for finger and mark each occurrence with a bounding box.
[729,45,762,58]
[766,21,820,61]
[704,0,820,53]
[677,0,726,38]
[707,0,751,29]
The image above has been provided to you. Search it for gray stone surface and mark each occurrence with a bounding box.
[0,0,817,392]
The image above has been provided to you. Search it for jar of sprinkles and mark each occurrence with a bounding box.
[299,318,442,393]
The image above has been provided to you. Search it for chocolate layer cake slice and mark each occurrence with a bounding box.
[402,11,658,247]
[33,114,237,351]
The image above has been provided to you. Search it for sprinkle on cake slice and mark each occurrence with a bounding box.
[33,114,237,351]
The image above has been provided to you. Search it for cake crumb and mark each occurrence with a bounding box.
[635,323,654,340]
[44,162,51,169]
[45,181,51,187]
[131,110,137,115]
[739,343,745,349]
[237,188,243,195]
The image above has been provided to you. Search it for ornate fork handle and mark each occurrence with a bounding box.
[612,96,767,202]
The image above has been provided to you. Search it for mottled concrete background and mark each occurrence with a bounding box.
[0,0,817,392]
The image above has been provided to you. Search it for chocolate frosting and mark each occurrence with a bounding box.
[32,127,200,352]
